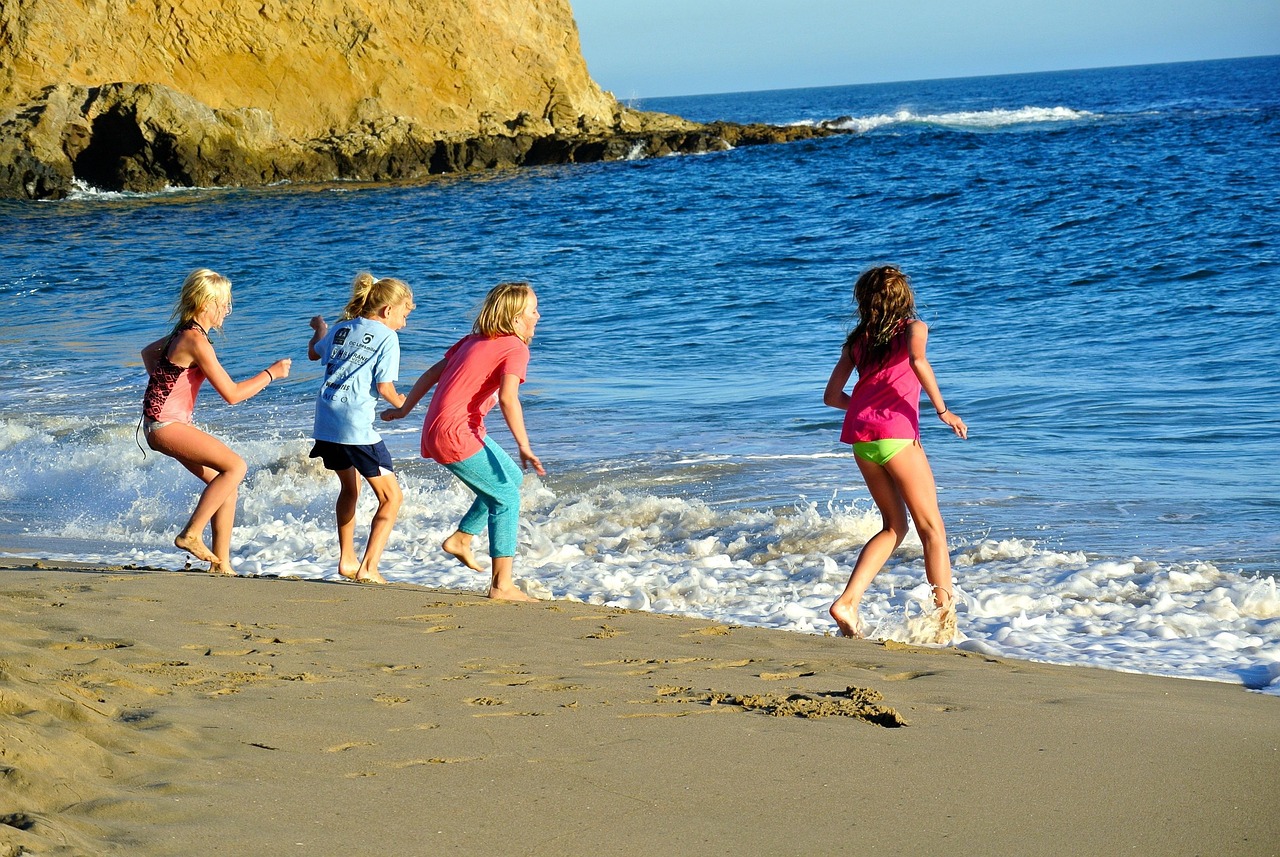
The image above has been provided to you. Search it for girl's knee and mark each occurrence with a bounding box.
[489,488,521,514]
[880,516,909,545]
[226,455,248,481]
[914,518,947,547]
[382,482,403,513]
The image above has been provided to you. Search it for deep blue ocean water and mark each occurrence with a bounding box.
[2,56,1278,691]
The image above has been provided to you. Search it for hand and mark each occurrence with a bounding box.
[381,406,405,422]
[519,446,546,476]
[939,409,967,440]
[310,315,328,335]
[270,358,292,380]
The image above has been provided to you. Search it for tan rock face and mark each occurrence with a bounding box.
[0,0,833,199]
[0,0,617,138]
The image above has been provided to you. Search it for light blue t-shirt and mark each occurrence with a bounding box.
[313,317,400,445]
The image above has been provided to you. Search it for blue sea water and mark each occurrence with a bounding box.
[2,56,1278,692]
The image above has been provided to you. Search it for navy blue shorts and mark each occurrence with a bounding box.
[309,440,395,478]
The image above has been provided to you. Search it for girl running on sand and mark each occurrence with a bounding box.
[141,268,292,575]
[383,281,545,601]
[307,272,414,584]
[823,265,968,641]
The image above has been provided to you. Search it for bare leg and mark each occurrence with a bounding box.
[884,442,954,609]
[883,442,956,642]
[334,468,361,580]
[488,555,534,601]
[206,492,238,575]
[354,473,402,584]
[442,530,483,571]
[149,423,246,569]
[830,455,909,637]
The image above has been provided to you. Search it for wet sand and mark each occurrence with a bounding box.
[1,556,1276,856]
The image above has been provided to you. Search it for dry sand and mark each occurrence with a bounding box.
[1,556,1276,857]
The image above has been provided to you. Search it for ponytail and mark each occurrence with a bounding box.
[341,272,413,320]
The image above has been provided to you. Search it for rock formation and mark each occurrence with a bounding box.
[0,0,840,199]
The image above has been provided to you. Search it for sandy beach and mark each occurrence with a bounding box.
[0,555,1276,857]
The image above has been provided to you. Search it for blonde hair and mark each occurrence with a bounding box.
[845,265,917,370]
[473,281,532,337]
[172,268,231,329]
[341,272,415,320]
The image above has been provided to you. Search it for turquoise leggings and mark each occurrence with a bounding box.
[445,436,524,558]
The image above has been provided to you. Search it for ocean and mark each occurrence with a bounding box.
[2,56,1278,694]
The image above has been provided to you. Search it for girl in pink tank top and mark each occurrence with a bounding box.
[140,269,293,575]
[822,265,968,642]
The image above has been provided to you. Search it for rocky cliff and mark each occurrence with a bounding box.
[0,0,839,199]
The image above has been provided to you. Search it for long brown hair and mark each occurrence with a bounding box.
[843,265,917,369]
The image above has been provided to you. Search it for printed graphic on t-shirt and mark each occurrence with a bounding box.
[322,331,380,403]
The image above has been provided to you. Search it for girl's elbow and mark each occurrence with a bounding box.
[222,386,252,405]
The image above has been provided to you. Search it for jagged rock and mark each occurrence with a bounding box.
[0,0,847,199]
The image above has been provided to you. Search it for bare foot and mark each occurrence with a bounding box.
[488,584,536,602]
[175,532,219,564]
[207,561,237,576]
[442,532,483,572]
[829,600,863,638]
[338,562,360,581]
[355,569,388,585]
[933,604,958,645]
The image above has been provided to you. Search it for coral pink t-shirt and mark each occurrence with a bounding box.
[839,321,923,444]
[421,334,529,464]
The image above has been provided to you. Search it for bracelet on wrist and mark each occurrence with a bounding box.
[265,368,274,382]
[937,407,948,416]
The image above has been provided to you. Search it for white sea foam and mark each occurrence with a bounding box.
[793,105,1096,134]
[3,414,1277,695]
[62,178,230,201]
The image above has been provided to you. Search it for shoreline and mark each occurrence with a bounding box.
[1,555,1276,856]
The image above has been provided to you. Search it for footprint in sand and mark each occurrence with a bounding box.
[49,637,133,650]
[325,741,376,753]
[683,624,738,637]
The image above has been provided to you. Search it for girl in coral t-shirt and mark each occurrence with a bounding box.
[384,282,545,601]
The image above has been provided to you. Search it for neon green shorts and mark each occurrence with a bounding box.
[852,439,913,466]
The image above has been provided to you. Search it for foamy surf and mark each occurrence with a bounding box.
[4,414,1277,695]
[791,105,1096,133]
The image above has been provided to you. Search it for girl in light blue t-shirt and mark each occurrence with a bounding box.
[307,272,415,584]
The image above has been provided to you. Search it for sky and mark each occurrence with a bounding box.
[571,0,1280,99]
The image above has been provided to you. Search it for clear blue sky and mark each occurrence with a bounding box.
[572,0,1280,99]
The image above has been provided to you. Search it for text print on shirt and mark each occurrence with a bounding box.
[322,330,379,403]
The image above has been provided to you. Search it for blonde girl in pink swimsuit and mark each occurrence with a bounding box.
[823,265,968,641]
[141,269,292,575]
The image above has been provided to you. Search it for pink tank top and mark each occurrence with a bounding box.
[142,323,207,425]
[839,322,922,444]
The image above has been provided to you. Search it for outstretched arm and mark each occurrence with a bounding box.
[906,321,967,439]
[376,381,406,409]
[187,331,291,405]
[382,359,444,421]
[498,373,545,475]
